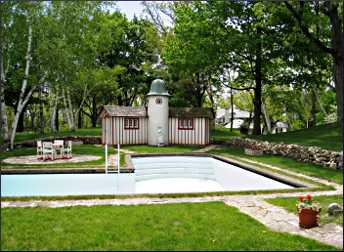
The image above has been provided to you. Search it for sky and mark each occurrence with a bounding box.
[115,1,145,20]
[112,1,172,26]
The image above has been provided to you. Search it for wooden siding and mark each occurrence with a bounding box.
[168,117,209,145]
[102,117,148,145]
[102,116,210,146]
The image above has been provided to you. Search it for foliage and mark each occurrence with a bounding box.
[1,1,342,147]
[296,194,321,213]
[1,2,161,142]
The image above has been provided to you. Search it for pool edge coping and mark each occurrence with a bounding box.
[1,153,337,200]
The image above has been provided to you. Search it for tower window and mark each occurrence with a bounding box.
[178,118,194,130]
[155,97,162,104]
[124,118,139,129]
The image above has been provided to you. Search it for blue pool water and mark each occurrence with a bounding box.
[1,156,294,197]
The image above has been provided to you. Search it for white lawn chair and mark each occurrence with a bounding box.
[53,140,64,159]
[63,140,72,159]
[42,142,54,161]
[36,140,43,160]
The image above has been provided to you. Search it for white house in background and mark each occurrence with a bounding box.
[99,78,213,146]
[274,121,289,133]
[216,106,253,129]
[216,107,289,133]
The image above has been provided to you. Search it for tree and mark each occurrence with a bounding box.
[0,1,11,145]
[162,2,225,115]
[99,13,159,106]
[1,2,45,149]
[284,0,343,127]
[37,1,113,131]
[163,1,298,135]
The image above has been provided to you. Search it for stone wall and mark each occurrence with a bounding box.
[226,137,343,170]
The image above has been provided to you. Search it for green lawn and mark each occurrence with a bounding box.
[211,127,241,142]
[1,202,338,251]
[251,123,342,151]
[0,144,125,168]
[209,146,343,185]
[5,123,341,152]
[266,195,343,226]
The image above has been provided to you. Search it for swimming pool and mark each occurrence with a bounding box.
[1,155,299,197]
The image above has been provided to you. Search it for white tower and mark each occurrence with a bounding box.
[147,78,169,146]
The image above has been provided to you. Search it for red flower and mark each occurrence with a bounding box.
[299,196,304,202]
[306,194,312,201]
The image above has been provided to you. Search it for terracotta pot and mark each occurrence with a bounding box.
[298,208,320,229]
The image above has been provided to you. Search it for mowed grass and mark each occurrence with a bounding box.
[251,123,342,151]
[1,202,338,251]
[209,146,343,184]
[266,195,343,226]
[211,127,241,142]
[0,144,125,168]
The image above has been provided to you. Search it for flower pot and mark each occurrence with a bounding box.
[298,208,320,229]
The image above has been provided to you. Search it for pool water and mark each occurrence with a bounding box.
[1,156,294,197]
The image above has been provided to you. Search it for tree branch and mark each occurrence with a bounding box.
[284,0,335,56]
[221,81,254,91]
[81,108,91,118]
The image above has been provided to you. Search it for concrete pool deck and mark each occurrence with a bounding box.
[2,154,101,164]
[1,162,343,249]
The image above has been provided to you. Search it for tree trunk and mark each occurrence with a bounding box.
[62,88,76,131]
[30,109,35,130]
[67,89,76,131]
[117,95,123,106]
[309,87,317,127]
[261,100,271,133]
[253,27,262,135]
[10,18,33,149]
[77,109,82,129]
[328,1,343,127]
[0,3,9,146]
[55,105,59,132]
[91,95,97,127]
[17,112,24,132]
[206,83,216,120]
[50,89,58,133]
[230,88,234,132]
[335,54,344,134]
[39,88,44,134]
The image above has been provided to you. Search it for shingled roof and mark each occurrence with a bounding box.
[100,105,213,119]
[169,107,213,118]
[100,105,147,118]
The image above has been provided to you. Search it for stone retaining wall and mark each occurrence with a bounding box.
[226,137,343,169]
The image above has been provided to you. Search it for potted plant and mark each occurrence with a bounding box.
[296,194,321,229]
